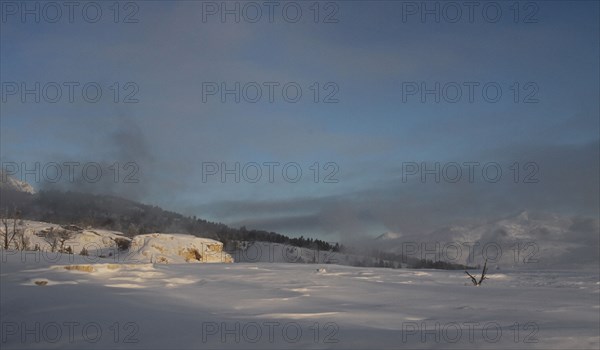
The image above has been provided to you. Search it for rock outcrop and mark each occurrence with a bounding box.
[129,233,233,264]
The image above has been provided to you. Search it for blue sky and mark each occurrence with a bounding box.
[1,1,598,240]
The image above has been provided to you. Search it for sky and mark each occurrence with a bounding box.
[1,0,599,242]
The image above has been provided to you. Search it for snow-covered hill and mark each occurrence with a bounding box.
[0,171,35,194]
[1,220,128,255]
[0,220,233,264]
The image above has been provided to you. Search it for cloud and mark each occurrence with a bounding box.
[193,140,599,241]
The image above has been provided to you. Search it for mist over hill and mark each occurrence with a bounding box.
[0,187,338,251]
[2,172,596,269]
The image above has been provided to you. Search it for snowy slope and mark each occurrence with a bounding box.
[1,220,129,255]
[0,254,598,349]
[0,171,35,194]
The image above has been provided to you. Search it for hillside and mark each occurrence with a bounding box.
[0,186,338,254]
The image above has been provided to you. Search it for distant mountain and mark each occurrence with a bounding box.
[368,210,599,269]
[374,232,402,241]
[0,171,36,194]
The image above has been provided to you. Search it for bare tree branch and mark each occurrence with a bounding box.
[465,259,488,286]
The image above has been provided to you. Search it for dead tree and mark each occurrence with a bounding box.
[465,259,488,286]
[1,209,9,249]
[47,228,72,253]
[15,229,30,251]
[1,208,21,249]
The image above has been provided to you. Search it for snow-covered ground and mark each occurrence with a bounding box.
[1,252,598,349]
